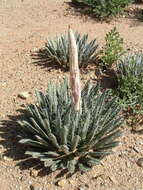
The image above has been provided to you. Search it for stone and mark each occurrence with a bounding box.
[30,183,42,190]
[58,179,67,187]
[133,146,140,153]
[109,176,118,184]
[138,140,143,145]
[30,169,39,178]
[18,92,30,99]
[28,181,32,185]
[137,158,143,168]
[3,156,13,161]
[79,187,85,190]
[126,161,131,168]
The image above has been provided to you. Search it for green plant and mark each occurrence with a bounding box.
[101,27,124,69]
[113,54,143,113]
[34,32,98,69]
[72,0,132,19]
[18,80,122,173]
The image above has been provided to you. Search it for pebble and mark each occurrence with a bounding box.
[79,187,85,190]
[28,180,32,185]
[30,183,42,190]
[109,176,118,184]
[137,158,143,168]
[3,156,13,161]
[138,141,143,145]
[133,146,140,153]
[18,92,30,99]
[58,179,67,187]
[126,161,131,168]
[30,169,39,178]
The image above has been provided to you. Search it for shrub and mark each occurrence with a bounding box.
[72,0,132,19]
[18,80,122,173]
[101,27,124,69]
[113,55,143,113]
[34,32,98,69]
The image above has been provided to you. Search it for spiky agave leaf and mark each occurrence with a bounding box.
[18,79,122,174]
[33,32,98,69]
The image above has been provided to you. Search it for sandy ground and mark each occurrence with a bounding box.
[0,0,143,190]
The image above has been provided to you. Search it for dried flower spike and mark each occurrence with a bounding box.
[68,27,81,112]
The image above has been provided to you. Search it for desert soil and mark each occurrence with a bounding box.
[0,0,143,190]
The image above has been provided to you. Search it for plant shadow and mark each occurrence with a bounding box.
[0,108,76,178]
[65,1,103,22]
[94,68,118,89]
[132,7,143,23]
[31,50,69,72]
[66,1,143,25]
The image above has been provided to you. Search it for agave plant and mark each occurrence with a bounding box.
[34,32,98,69]
[114,54,143,112]
[18,79,122,173]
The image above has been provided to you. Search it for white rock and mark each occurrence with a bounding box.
[18,92,30,99]
[137,158,143,168]
[3,156,13,161]
[58,179,67,187]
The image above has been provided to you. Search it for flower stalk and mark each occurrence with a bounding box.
[68,27,81,112]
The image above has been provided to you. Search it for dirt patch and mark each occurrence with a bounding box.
[0,0,143,190]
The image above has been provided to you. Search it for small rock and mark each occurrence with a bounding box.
[79,187,85,190]
[30,183,42,190]
[18,92,30,99]
[3,156,13,161]
[58,179,67,187]
[137,158,143,168]
[109,176,118,184]
[126,161,131,168]
[19,175,26,182]
[138,141,143,145]
[30,169,39,178]
[133,146,140,153]
[28,181,32,185]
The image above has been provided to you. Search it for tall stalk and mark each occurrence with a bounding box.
[68,27,81,112]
